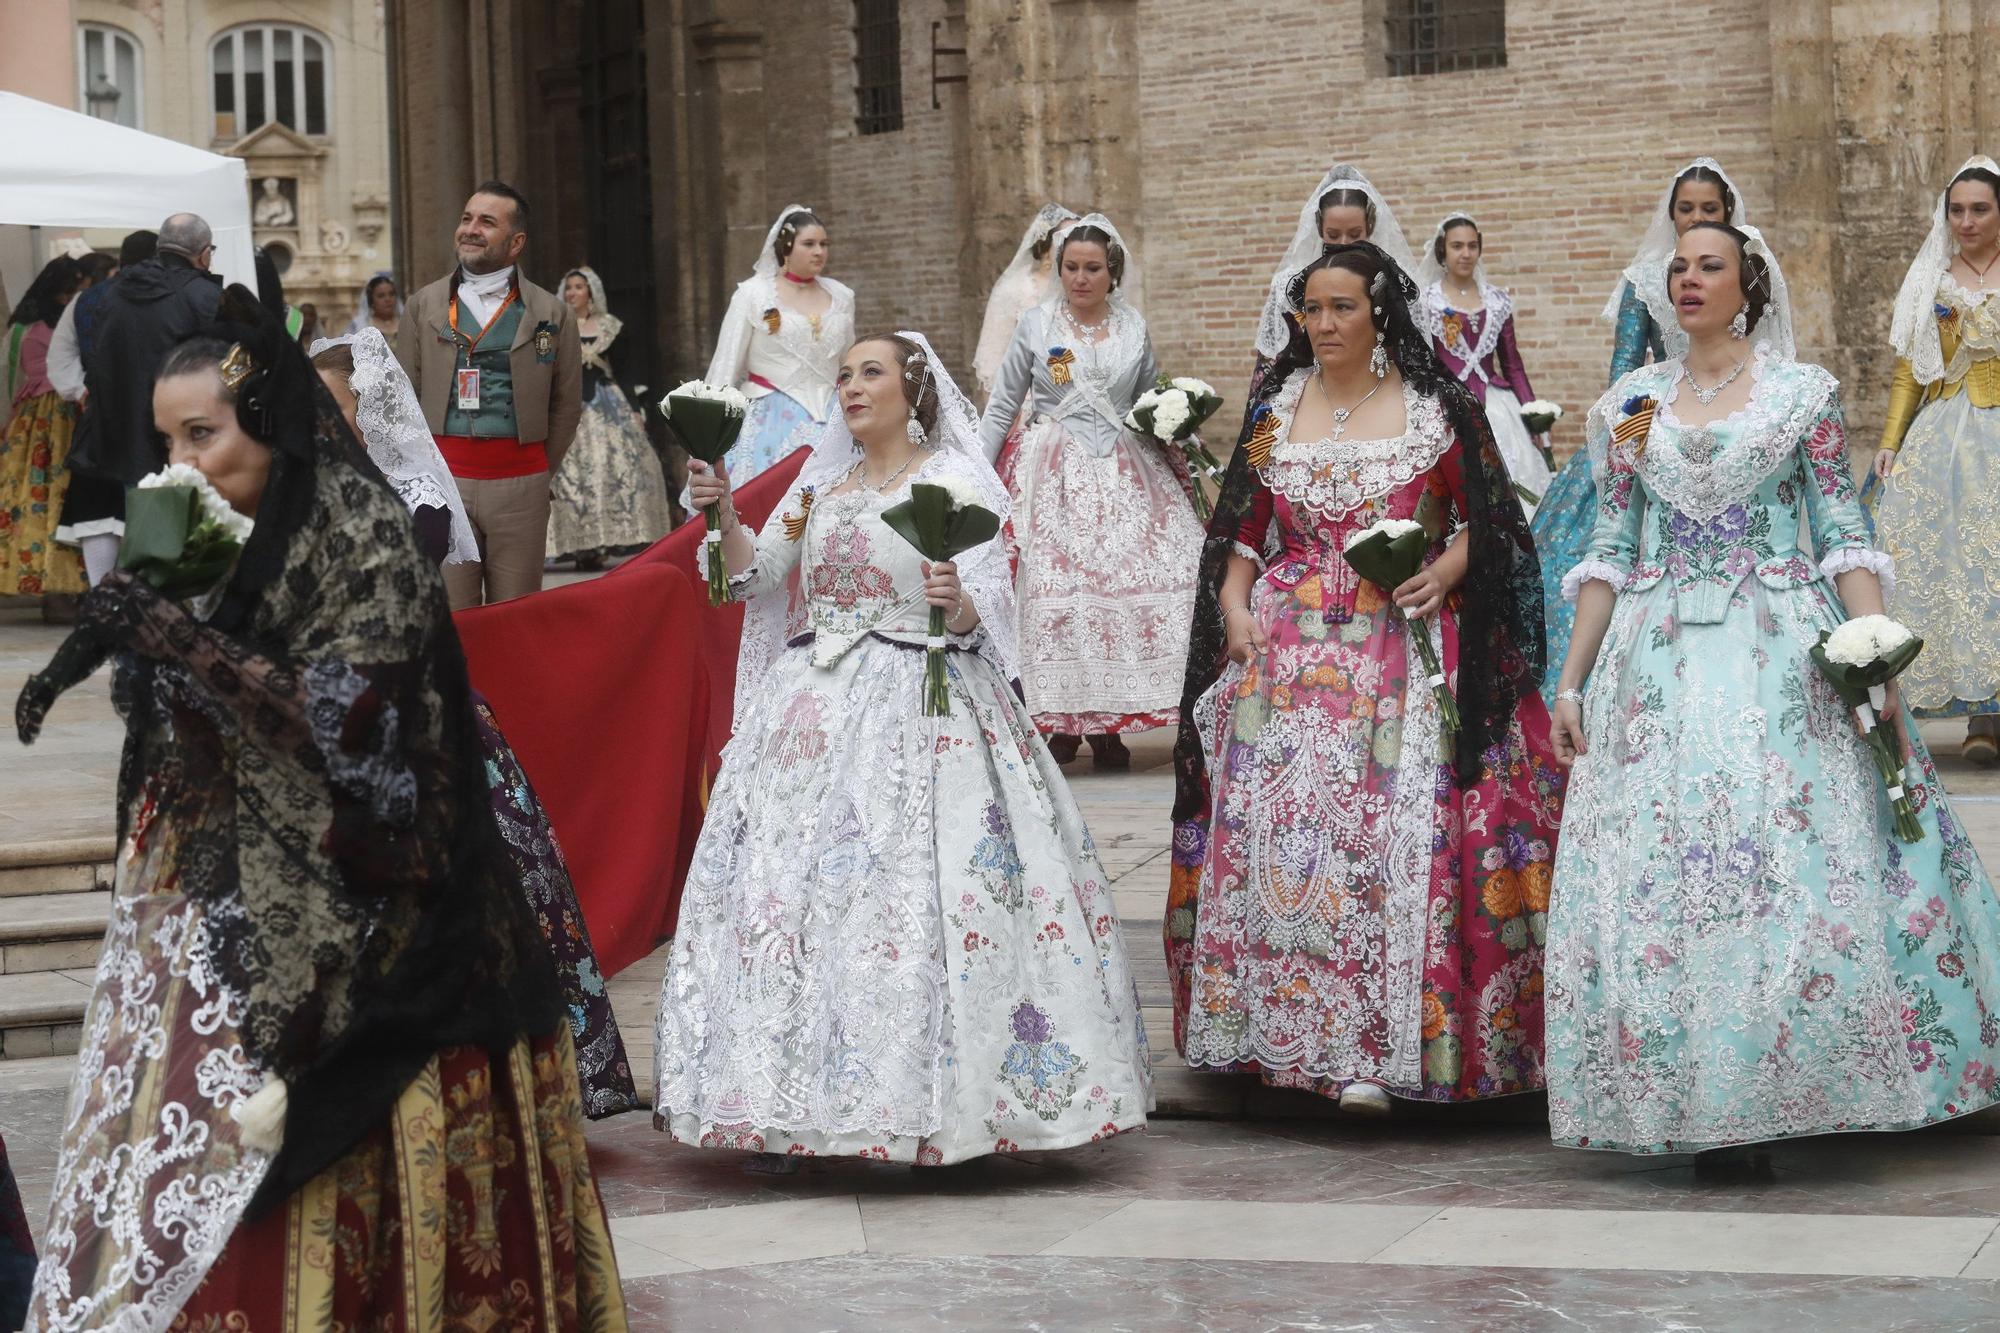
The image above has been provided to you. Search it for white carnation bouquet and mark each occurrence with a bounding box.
[1127,375,1226,521]
[1811,613,1925,842]
[658,379,752,603]
[1343,515,1457,753]
[121,462,255,598]
[1520,399,1563,434]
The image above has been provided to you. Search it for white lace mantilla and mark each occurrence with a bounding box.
[1260,372,1452,524]
[1610,349,1838,523]
[30,820,271,1333]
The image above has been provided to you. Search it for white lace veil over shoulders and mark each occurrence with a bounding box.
[1255,164,1414,359]
[1890,154,2000,385]
[308,327,479,564]
[1734,223,1798,361]
[1603,157,1755,357]
[735,330,1019,724]
[974,203,1078,392]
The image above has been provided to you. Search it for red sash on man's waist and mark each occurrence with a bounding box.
[435,435,548,480]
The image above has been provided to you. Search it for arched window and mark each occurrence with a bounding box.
[210,23,329,140]
[77,24,143,129]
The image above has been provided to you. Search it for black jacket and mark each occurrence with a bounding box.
[70,255,222,483]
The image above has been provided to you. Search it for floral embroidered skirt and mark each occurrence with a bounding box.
[169,1028,630,1331]
[548,382,674,561]
[1874,393,2000,717]
[725,387,821,489]
[1011,420,1203,735]
[653,635,1153,1162]
[1529,447,1597,707]
[1546,574,2000,1152]
[476,697,638,1118]
[1168,574,1564,1102]
[0,389,85,596]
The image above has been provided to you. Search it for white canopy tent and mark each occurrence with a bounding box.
[0,91,257,297]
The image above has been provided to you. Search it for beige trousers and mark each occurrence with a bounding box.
[443,471,551,609]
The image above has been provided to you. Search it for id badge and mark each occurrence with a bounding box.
[455,367,482,411]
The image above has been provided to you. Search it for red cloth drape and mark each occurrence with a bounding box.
[452,447,809,976]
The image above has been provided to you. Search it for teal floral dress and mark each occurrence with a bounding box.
[1531,281,1668,704]
[1546,349,2000,1153]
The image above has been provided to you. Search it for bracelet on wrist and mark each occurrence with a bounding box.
[1555,687,1585,707]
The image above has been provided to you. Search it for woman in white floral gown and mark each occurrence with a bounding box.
[653,330,1152,1166]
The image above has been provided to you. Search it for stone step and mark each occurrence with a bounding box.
[0,969,90,1060]
[0,837,116,899]
[0,889,111,973]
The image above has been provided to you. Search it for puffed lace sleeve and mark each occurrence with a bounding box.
[1563,402,1643,602]
[977,313,1040,462]
[1798,397,1895,592]
[716,491,808,601]
[705,282,755,389]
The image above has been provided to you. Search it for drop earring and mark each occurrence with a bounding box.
[906,407,927,445]
[1729,303,1749,339]
[1370,330,1389,379]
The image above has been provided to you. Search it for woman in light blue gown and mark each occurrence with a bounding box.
[1532,158,1750,705]
[1544,222,2000,1154]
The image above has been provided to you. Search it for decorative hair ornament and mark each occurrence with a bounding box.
[1369,270,1388,297]
[218,343,256,392]
[781,484,816,541]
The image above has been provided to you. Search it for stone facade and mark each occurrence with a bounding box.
[58,0,399,331]
[389,0,1999,449]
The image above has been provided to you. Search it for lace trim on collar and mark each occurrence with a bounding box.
[1259,371,1453,522]
[1636,348,1838,521]
[1419,280,1511,368]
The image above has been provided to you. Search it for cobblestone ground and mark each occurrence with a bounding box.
[7,595,2000,1330]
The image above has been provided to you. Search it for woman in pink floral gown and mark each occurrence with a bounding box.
[1167,244,1564,1114]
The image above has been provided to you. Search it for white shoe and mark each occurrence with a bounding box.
[1338,1082,1392,1117]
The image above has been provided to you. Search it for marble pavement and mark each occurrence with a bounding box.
[7,597,2000,1330]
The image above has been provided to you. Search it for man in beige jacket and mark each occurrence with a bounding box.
[396,181,581,608]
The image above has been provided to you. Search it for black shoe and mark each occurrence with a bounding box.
[1088,734,1131,769]
[1046,733,1082,764]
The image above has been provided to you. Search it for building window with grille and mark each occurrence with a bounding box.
[853,0,903,135]
[210,23,330,141]
[77,24,142,129]
[1384,0,1506,77]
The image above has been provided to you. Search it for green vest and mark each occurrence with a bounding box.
[441,298,524,438]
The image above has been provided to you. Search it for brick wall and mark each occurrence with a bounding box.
[1135,0,1775,456]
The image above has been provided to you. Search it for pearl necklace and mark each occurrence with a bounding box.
[1684,356,1748,406]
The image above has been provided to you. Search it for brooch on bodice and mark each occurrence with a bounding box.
[781,485,815,542]
[762,307,782,334]
[1047,347,1075,386]
[1678,425,1720,465]
[1611,394,1658,458]
[1243,403,1280,469]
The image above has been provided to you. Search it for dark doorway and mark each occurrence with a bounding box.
[580,2,658,406]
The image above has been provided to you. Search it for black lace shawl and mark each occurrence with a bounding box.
[113,291,562,1213]
[1171,243,1544,824]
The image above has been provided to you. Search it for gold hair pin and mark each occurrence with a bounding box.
[218,343,256,392]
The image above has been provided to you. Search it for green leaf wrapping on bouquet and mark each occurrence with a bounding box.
[879,482,1001,562]
[1808,634,1925,702]
[1340,527,1430,593]
[1412,488,1447,544]
[118,487,242,600]
[659,395,747,464]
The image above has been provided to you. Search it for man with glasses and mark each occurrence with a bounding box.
[63,212,223,584]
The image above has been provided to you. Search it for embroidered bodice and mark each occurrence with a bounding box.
[1569,350,1886,624]
[1419,281,1535,406]
[705,274,856,422]
[1230,372,1464,621]
[976,302,1159,460]
[728,480,980,668]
